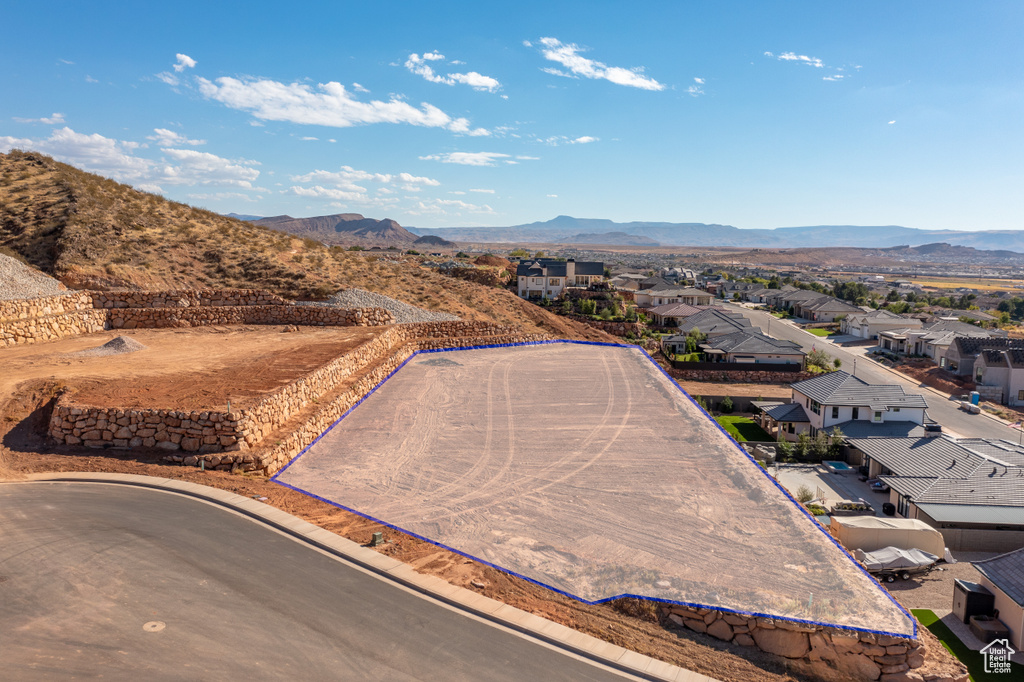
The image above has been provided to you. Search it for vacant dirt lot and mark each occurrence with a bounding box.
[2,326,378,411]
[278,343,912,636]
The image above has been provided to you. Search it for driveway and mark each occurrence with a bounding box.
[0,481,641,681]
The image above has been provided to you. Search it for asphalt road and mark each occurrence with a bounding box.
[0,482,637,682]
[723,302,1018,440]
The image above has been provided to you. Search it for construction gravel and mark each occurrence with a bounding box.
[300,288,459,324]
[0,253,67,301]
[68,336,148,358]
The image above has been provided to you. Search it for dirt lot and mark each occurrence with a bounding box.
[0,328,955,682]
[3,326,377,411]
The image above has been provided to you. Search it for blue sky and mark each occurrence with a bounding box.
[2,1,1022,231]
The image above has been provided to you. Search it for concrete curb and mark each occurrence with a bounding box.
[23,472,717,682]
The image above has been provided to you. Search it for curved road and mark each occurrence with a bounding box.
[724,302,1018,440]
[0,482,638,681]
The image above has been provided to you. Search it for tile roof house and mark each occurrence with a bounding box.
[846,436,1024,552]
[646,302,713,328]
[634,285,713,309]
[879,319,994,363]
[671,308,753,338]
[699,330,806,367]
[973,548,1024,650]
[756,372,930,442]
[840,309,923,340]
[516,259,603,299]
[794,296,864,323]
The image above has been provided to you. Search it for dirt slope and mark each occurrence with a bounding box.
[0,151,610,341]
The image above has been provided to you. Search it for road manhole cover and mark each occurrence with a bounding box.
[143,621,165,632]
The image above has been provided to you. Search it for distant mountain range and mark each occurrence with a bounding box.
[408,215,1024,252]
[253,213,418,245]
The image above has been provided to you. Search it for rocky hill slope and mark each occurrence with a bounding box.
[0,151,610,341]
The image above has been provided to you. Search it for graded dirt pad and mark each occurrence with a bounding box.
[2,326,378,411]
[276,342,913,636]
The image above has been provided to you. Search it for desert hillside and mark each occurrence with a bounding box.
[0,151,610,341]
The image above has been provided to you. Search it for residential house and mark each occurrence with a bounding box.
[795,296,864,323]
[879,320,994,362]
[672,308,753,339]
[927,308,997,325]
[942,335,1021,376]
[974,348,1024,406]
[516,259,604,299]
[659,267,697,285]
[973,548,1024,651]
[840,309,923,340]
[699,330,805,367]
[634,284,713,309]
[718,281,766,301]
[847,436,1024,552]
[758,371,929,441]
[646,302,711,328]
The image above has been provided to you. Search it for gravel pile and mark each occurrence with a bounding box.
[0,253,67,300]
[70,336,148,358]
[300,288,460,324]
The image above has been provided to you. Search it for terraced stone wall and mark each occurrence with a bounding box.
[90,289,290,308]
[1,308,109,347]
[48,322,549,471]
[106,304,392,329]
[0,292,93,322]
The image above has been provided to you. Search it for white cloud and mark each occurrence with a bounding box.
[449,190,466,195]
[822,75,844,82]
[398,172,440,186]
[469,188,495,193]
[196,76,489,135]
[288,185,365,201]
[148,128,205,147]
[300,136,318,141]
[85,75,99,84]
[694,77,705,85]
[537,135,597,146]
[173,53,197,72]
[13,113,65,124]
[546,194,558,198]
[187,191,256,203]
[888,120,896,125]
[687,84,705,96]
[516,155,540,160]
[774,52,825,68]
[158,148,260,188]
[419,152,514,166]
[0,127,150,180]
[541,67,576,79]
[572,136,597,144]
[352,82,369,93]
[156,72,180,87]
[535,37,665,91]
[406,198,495,216]
[405,52,501,92]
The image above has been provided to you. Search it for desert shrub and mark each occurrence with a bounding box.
[796,485,814,503]
[720,396,734,413]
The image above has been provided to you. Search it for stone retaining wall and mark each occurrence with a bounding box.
[1,308,110,347]
[106,304,392,329]
[90,289,291,309]
[669,368,814,384]
[0,292,93,322]
[659,604,964,682]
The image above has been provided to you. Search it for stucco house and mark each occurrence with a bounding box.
[634,284,713,309]
[840,309,923,339]
[793,296,863,322]
[646,302,711,328]
[516,259,603,299]
[699,330,806,367]
[974,348,1024,406]
[974,548,1024,650]
[879,320,993,362]
[944,336,1024,377]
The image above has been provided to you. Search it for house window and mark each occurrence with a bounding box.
[976,369,983,383]
[893,407,900,413]
[1018,390,1024,402]
[897,494,909,518]
[852,407,859,420]
[873,411,882,422]
[549,279,560,285]
[809,400,821,415]
[831,406,839,420]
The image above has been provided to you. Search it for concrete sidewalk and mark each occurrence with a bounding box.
[22,472,716,682]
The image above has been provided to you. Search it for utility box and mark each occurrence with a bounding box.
[952,579,994,624]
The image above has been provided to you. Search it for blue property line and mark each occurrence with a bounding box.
[272,338,916,639]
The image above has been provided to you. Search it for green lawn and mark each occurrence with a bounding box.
[715,415,773,442]
[806,328,831,337]
[912,608,1022,681]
